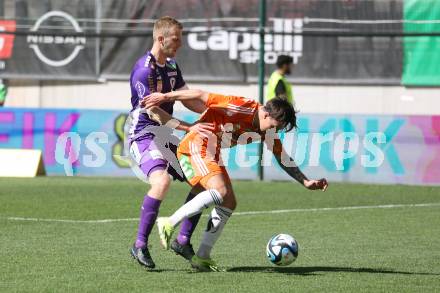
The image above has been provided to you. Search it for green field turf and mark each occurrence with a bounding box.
[1,177,439,292]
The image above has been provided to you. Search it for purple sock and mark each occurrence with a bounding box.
[135,195,161,248]
[177,192,202,245]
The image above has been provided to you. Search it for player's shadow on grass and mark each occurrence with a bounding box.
[227,266,439,276]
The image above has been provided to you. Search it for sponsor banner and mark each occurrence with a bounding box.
[402,0,440,86]
[0,20,16,71]
[0,108,439,185]
[0,108,117,176]
[0,0,406,83]
[101,0,403,83]
[0,1,97,79]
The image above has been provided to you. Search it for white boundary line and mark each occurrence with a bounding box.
[4,217,137,223]
[233,202,440,216]
[3,203,440,224]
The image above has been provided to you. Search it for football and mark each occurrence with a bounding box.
[266,234,299,266]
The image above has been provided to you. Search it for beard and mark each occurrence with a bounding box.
[164,48,176,58]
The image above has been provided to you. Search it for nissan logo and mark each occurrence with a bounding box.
[27,11,86,67]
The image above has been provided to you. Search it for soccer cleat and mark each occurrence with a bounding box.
[190,255,224,272]
[156,217,175,250]
[170,239,195,261]
[130,244,155,269]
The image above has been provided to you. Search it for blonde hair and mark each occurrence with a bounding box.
[153,16,183,41]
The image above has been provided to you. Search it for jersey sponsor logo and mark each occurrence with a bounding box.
[135,81,146,98]
[167,71,178,77]
[179,154,195,180]
[188,18,303,64]
[27,11,86,67]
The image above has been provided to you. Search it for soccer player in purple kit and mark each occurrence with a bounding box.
[128,16,213,269]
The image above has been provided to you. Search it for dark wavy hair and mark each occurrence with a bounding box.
[264,97,297,132]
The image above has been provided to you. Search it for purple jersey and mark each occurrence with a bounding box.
[128,51,185,141]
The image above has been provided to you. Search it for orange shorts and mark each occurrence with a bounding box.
[177,140,230,187]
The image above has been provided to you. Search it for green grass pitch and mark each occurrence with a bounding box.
[1,177,439,292]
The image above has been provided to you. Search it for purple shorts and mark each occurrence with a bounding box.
[129,139,184,181]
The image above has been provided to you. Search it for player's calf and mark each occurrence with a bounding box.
[196,206,233,259]
[157,188,223,250]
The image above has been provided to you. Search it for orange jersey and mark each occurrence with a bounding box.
[178,93,283,158]
[178,93,258,157]
[177,93,283,186]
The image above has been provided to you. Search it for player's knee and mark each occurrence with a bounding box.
[206,175,229,198]
[204,188,225,208]
[219,189,236,210]
[156,174,171,191]
[149,171,171,196]
[210,185,228,199]
[212,185,236,209]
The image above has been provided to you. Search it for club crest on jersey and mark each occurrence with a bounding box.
[170,77,176,90]
[166,62,176,70]
[225,110,235,117]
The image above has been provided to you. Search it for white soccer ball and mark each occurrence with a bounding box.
[266,233,299,266]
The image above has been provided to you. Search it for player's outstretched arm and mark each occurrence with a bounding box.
[176,85,207,114]
[274,152,328,191]
[141,89,209,109]
[271,139,328,191]
[148,106,214,137]
[181,99,207,114]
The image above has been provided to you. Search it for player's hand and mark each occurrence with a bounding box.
[141,93,168,109]
[304,178,328,191]
[188,122,215,138]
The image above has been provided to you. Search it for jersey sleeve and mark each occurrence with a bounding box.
[131,66,156,101]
